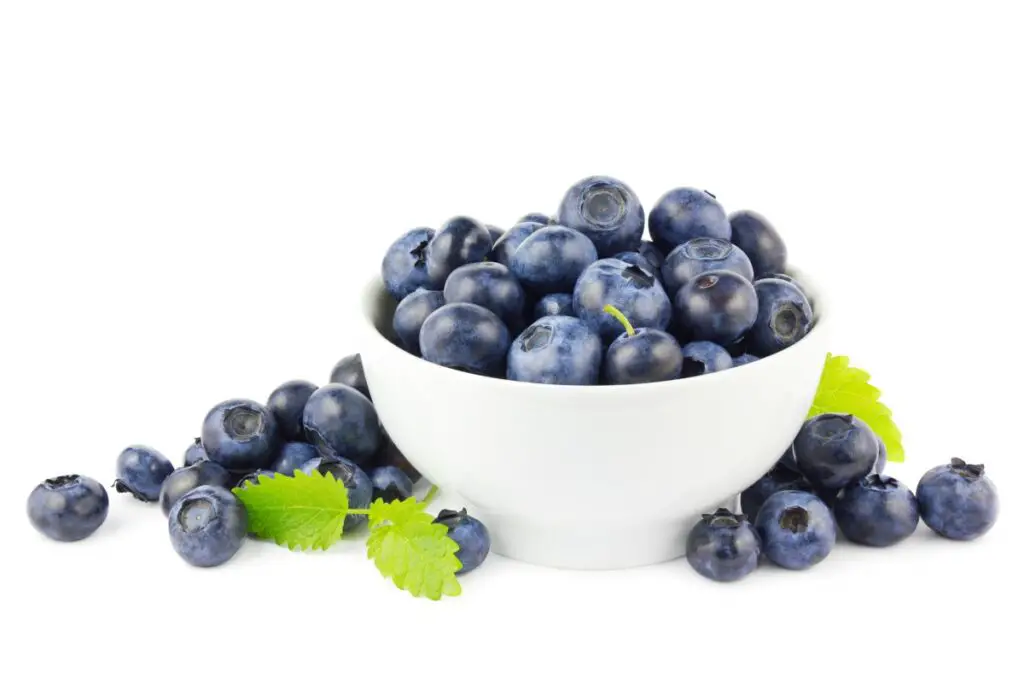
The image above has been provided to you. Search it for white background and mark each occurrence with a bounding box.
[2,1,1021,681]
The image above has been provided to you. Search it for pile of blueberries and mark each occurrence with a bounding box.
[685,412,1000,582]
[382,176,813,384]
[26,355,492,573]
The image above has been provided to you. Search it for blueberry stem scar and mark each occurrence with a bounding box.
[603,303,635,337]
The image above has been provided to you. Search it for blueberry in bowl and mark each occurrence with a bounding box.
[392,288,446,356]
[661,237,754,297]
[508,315,603,385]
[488,221,545,267]
[443,261,526,330]
[680,341,733,378]
[510,225,599,295]
[557,175,645,257]
[748,278,813,357]
[419,302,512,377]
[381,227,439,301]
[532,292,574,320]
[602,306,683,385]
[673,270,757,346]
[573,258,672,344]
[425,216,493,284]
[649,188,730,253]
[728,210,787,278]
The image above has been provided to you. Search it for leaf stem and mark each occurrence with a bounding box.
[421,485,439,506]
[348,508,370,516]
[602,303,635,336]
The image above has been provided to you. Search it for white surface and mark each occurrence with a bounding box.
[1,2,1020,681]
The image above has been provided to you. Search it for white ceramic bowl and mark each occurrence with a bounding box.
[358,270,830,570]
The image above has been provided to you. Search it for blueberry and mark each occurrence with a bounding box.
[740,464,814,522]
[728,210,787,278]
[434,508,490,574]
[444,261,526,329]
[680,340,733,378]
[303,456,372,532]
[685,508,761,582]
[201,399,280,473]
[557,175,645,257]
[638,240,665,270]
[271,441,319,475]
[661,237,754,297]
[114,445,175,502]
[754,490,836,570]
[184,437,208,466]
[573,258,672,343]
[748,279,813,357]
[419,302,511,377]
[329,353,371,401]
[613,251,661,281]
[834,474,919,547]
[302,384,381,466]
[916,458,999,541]
[234,469,276,489]
[381,227,439,301]
[485,225,504,244]
[158,461,232,516]
[516,212,555,225]
[510,225,599,294]
[392,288,445,356]
[508,315,602,385]
[168,485,247,568]
[649,188,730,253]
[370,466,414,503]
[28,475,109,542]
[793,413,879,491]
[732,353,760,367]
[267,380,318,441]
[673,271,757,345]
[533,292,575,320]
[425,216,492,284]
[487,221,544,267]
[604,328,683,384]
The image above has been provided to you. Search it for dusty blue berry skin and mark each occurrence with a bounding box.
[272,441,320,476]
[302,384,381,466]
[649,188,730,253]
[329,354,370,401]
[794,413,879,491]
[393,288,445,356]
[158,461,232,515]
[184,438,208,466]
[267,380,318,442]
[732,353,760,367]
[748,279,813,357]
[381,227,439,301]
[557,175,645,257]
[728,210,787,278]
[916,458,998,540]
[425,216,493,284]
[604,328,683,384]
[485,225,504,243]
[444,261,526,329]
[28,475,109,542]
[639,240,665,270]
[114,445,175,502]
[613,251,662,282]
[686,509,761,582]
[419,302,511,377]
[168,485,247,568]
[488,221,544,267]
[673,270,757,345]
[573,258,672,343]
[533,292,574,320]
[508,315,603,385]
[303,456,373,532]
[510,225,599,295]
[201,399,280,473]
[517,212,555,225]
[662,237,754,296]
[834,474,919,547]
[741,465,815,522]
[754,490,836,570]
[435,508,491,574]
[370,465,414,503]
[680,340,733,377]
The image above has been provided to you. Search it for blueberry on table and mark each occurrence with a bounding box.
[573,258,672,343]
[183,437,208,466]
[159,461,232,516]
[638,240,665,270]
[510,225,599,294]
[488,221,544,267]
[661,237,754,297]
[114,445,175,502]
[685,508,761,582]
[302,384,381,466]
[649,188,730,253]
[741,464,814,522]
[557,175,645,257]
[748,279,813,357]
[680,340,732,378]
[28,475,109,542]
[267,379,319,441]
[834,474,919,547]
[329,353,370,401]
[370,465,414,503]
[728,210,787,278]
[393,288,445,356]
[201,399,280,474]
[434,508,491,574]
[916,458,998,541]
[419,302,511,377]
[303,456,373,532]
[603,312,683,385]
[425,216,493,284]
[271,441,319,476]
[533,292,575,320]
[444,261,527,330]
[168,485,248,568]
[754,490,836,570]
[732,353,760,367]
[673,271,757,345]
[381,227,439,301]
[507,315,603,385]
[516,212,555,226]
[793,413,879,491]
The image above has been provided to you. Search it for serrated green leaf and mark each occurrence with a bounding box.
[232,470,350,550]
[366,498,462,600]
[808,353,904,462]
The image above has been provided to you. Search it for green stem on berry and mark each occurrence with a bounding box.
[603,304,635,337]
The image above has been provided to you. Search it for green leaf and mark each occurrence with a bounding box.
[366,497,462,600]
[232,470,350,550]
[808,353,905,463]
